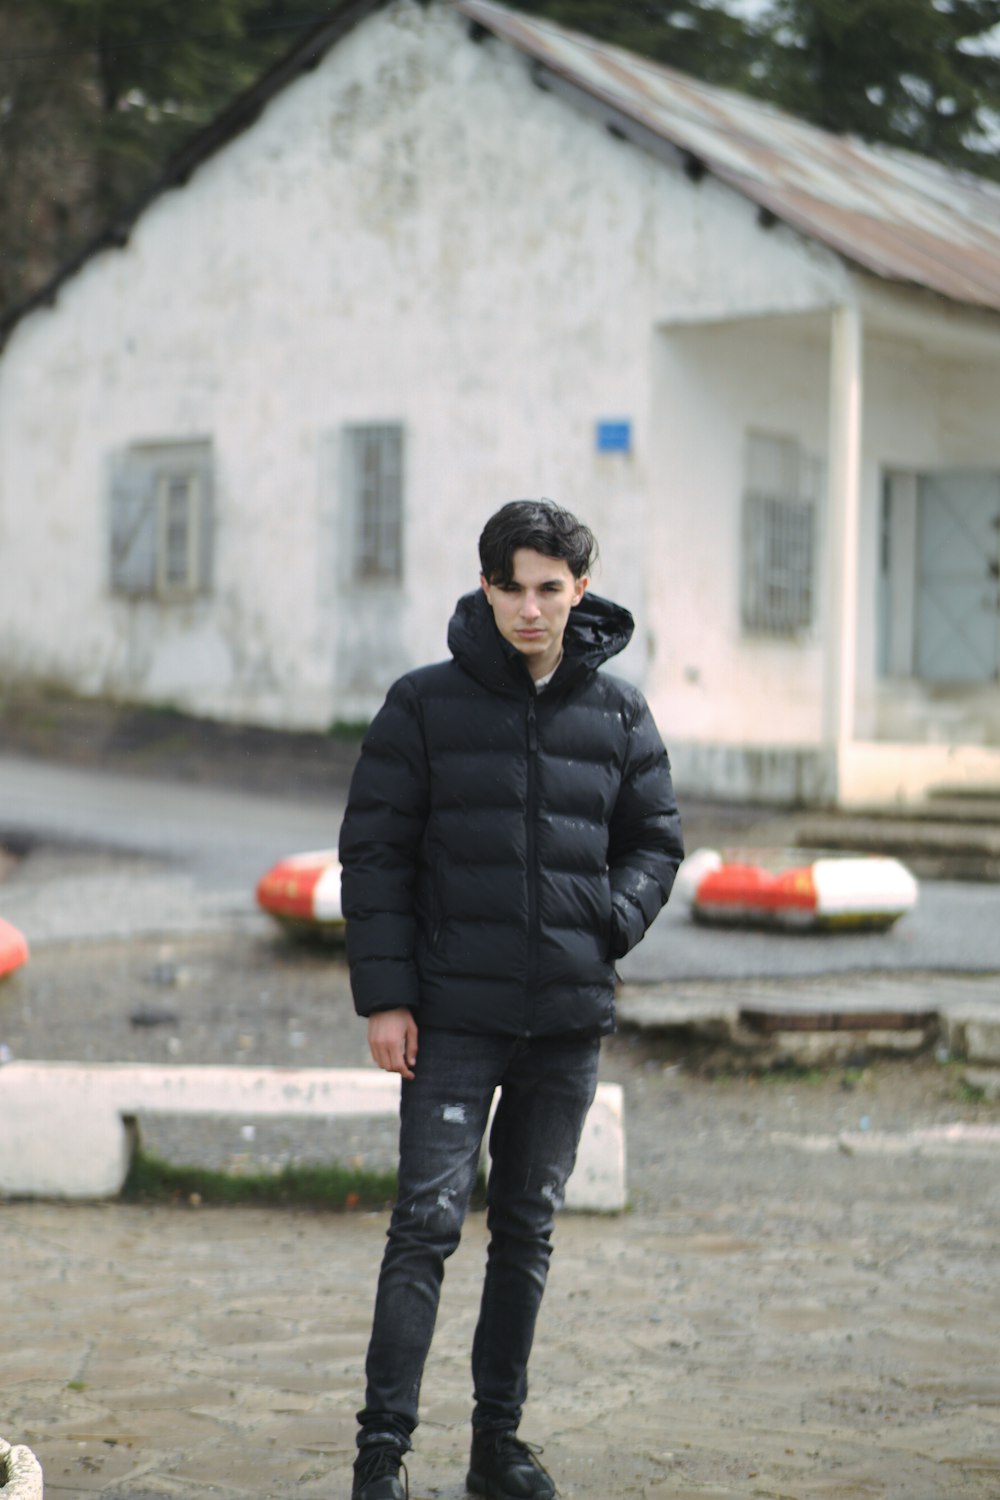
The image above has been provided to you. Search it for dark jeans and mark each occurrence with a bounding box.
[357,1028,601,1449]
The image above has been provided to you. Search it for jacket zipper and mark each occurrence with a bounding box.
[525,694,539,1031]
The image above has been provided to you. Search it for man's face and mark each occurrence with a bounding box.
[481,547,588,681]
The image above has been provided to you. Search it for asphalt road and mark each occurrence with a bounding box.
[625,880,1000,982]
[2,752,999,981]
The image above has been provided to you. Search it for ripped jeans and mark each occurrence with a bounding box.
[357,1027,601,1447]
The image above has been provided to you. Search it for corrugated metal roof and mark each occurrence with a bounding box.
[458,0,1000,314]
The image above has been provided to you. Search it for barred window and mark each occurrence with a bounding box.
[109,441,212,600]
[344,423,404,582]
[741,431,822,637]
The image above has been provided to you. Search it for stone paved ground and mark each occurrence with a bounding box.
[2,926,1000,1499]
[2,1081,999,1500]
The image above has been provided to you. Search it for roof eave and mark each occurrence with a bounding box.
[457,0,1000,318]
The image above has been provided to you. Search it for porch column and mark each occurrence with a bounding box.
[823,301,863,752]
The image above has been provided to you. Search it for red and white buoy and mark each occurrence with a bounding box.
[255,849,345,936]
[0,917,29,979]
[675,848,918,931]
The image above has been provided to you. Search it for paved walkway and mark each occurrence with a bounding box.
[4,1116,999,1500]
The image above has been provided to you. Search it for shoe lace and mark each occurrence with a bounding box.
[492,1432,545,1462]
[357,1443,409,1497]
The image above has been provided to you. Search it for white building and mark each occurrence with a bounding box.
[1,0,999,807]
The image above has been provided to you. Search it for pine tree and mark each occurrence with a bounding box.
[759,0,1000,175]
[34,0,317,215]
[0,0,328,313]
[0,7,100,311]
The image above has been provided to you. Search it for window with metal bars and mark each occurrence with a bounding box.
[344,423,404,583]
[740,431,822,637]
[109,441,212,600]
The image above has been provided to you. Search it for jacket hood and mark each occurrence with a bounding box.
[447,587,634,694]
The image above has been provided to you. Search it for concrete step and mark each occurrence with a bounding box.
[794,817,1000,881]
[925,793,1000,823]
[617,974,1000,1068]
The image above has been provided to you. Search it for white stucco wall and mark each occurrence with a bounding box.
[0,0,851,733]
[646,313,834,744]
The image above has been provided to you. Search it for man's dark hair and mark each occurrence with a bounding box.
[479,499,597,584]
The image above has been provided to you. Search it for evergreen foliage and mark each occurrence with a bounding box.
[760,0,1000,174]
[0,1,330,312]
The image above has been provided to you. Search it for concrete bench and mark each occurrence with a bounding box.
[0,1062,625,1212]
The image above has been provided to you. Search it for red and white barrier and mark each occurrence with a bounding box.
[256,849,345,934]
[0,917,29,979]
[676,848,918,931]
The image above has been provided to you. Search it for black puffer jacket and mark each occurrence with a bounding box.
[339,588,683,1036]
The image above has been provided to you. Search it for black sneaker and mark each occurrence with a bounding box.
[351,1438,408,1500]
[466,1429,555,1499]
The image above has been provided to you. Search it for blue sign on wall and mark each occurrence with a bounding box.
[596,420,632,454]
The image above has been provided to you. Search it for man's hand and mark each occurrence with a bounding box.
[368,1007,418,1081]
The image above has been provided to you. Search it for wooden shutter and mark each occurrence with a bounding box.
[109,452,157,596]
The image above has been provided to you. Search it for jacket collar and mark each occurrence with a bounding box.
[446,588,634,696]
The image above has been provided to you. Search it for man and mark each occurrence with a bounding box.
[339,499,683,1500]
